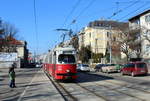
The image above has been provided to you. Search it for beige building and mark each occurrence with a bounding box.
[78,20,128,59]
[79,26,107,55]
[129,9,150,59]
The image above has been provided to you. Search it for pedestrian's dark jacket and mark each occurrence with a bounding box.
[9,68,15,80]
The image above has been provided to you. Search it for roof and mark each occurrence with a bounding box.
[129,9,150,21]
[88,20,128,29]
[54,46,75,51]
[0,37,23,45]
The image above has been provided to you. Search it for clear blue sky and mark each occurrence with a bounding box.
[0,0,149,54]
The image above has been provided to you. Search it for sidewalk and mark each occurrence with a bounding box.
[17,70,64,101]
[0,67,10,81]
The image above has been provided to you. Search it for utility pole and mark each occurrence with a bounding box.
[95,38,98,54]
[108,26,112,64]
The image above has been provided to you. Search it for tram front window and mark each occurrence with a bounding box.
[58,54,75,64]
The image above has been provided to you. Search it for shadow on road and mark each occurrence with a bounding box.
[75,72,114,83]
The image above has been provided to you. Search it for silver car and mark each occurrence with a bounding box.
[101,64,116,73]
[77,64,90,72]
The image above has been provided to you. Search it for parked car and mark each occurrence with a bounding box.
[121,61,148,76]
[101,64,117,73]
[77,64,90,72]
[28,63,36,68]
[94,64,104,72]
[35,63,42,68]
[115,64,124,72]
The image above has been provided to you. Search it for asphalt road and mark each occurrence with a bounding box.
[1,68,150,101]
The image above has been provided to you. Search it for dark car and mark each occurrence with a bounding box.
[28,63,36,68]
[121,61,148,77]
[94,64,105,72]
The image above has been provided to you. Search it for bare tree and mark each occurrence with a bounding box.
[117,23,142,62]
[0,21,18,52]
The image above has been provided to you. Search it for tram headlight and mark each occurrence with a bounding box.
[66,69,70,72]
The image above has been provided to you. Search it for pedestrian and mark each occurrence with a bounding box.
[8,63,16,88]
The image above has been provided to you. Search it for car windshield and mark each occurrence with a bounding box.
[82,64,89,67]
[58,54,75,64]
[136,63,147,68]
[125,63,135,68]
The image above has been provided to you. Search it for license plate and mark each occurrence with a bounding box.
[141,71,145,72]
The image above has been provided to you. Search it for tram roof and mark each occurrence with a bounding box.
[54,46,75,51]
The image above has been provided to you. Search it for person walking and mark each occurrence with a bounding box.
[8,63,16,88]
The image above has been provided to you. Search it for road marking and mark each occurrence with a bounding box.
[17,70,41,101]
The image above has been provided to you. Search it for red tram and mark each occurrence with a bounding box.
[43,46,77,80]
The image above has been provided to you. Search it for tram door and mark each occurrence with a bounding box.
[52,51,56,78]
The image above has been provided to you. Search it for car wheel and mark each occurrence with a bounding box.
[131,72,135,77]
[144,73,148,76]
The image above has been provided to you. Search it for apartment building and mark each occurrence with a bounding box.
[129,9,150,59]
[79,20,127,55]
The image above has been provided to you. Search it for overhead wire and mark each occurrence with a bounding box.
[117,2,149,21]
[56,0,82,44]
[108,0,140,19]
[64,0,97,41]
[62,0,82,28]
[33,0,39,54]
[58,0,96,43]
[67,0,96,28]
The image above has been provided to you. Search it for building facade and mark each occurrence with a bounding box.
[0,37,28,67]
[78,20,128,63]
[129,9,150,59]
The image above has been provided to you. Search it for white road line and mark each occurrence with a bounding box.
[17,70,41,101]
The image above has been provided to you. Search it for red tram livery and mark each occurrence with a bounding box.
[43,45,77,80]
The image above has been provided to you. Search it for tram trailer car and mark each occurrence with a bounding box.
[43,46,77,80]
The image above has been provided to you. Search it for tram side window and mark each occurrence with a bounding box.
[58,54,75,64]
[49,54,52,64]
[45,55,49,63]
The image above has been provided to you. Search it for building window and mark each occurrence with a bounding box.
[146,44,150,52]
[133,19,140,25]
[145,15,150,22]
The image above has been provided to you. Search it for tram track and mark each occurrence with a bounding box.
[45,71,77,101]
[75,82,109,101]
[59,81,108,101]
[45,70,108,101]
[74,81,144,101]
[84,72,150,101]
[95,83,145,101]
[45,70,149,101]
[85,72,150,93]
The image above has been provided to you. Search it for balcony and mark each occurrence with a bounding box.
[129,23,141,30]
